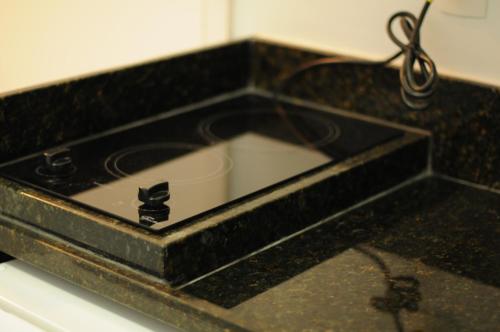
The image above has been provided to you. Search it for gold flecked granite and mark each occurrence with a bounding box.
[1,39,499,331]
[2,176,500,331]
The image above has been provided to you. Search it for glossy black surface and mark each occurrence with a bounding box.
[0,95,401,232]
[184,177,500,331]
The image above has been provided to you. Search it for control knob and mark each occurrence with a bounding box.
[36,147,76,181]
[138,181,170,225]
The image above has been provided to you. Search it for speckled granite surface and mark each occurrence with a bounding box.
[0,115,427,285]
[1,39,497,189]
[1,176,499,331]
[0,39,499,331]
[249,40,500,190]
[0,42,250,163]
[184,176,500,331]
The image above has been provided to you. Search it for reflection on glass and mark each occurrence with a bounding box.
[72,133,332,226]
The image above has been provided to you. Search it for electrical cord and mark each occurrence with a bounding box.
[275,0,438,110]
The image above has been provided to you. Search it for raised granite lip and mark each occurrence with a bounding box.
[0,100,428,284]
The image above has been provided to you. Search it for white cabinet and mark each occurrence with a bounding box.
[0,260,180,331]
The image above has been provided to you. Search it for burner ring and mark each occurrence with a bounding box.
[104,142,233,185]
[198,109,341,151]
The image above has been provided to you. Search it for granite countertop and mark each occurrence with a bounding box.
[184,176,500,331]
[1,39,499,331]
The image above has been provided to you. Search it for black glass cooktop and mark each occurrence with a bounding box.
[0,95,402,232]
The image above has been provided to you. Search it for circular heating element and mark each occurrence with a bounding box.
[198,108,341,151]
[104,142,233,185]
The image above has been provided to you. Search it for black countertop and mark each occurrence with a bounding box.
[184,176,500,331]
[2,173,498,331]
[1,38,499,331]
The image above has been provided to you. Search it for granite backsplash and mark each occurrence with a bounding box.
[1,38,498,190]
[0,42,251,163]
[249,40,500,190]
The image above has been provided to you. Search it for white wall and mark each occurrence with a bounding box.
[3,1,497,93]
[232,0,500,87]
[0,0,230,94]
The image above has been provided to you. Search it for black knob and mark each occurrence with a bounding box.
[138,182,170,207]
[36,147,76,179]
[138,182,170,225]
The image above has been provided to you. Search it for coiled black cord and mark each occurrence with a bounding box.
[275,0,438,110]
